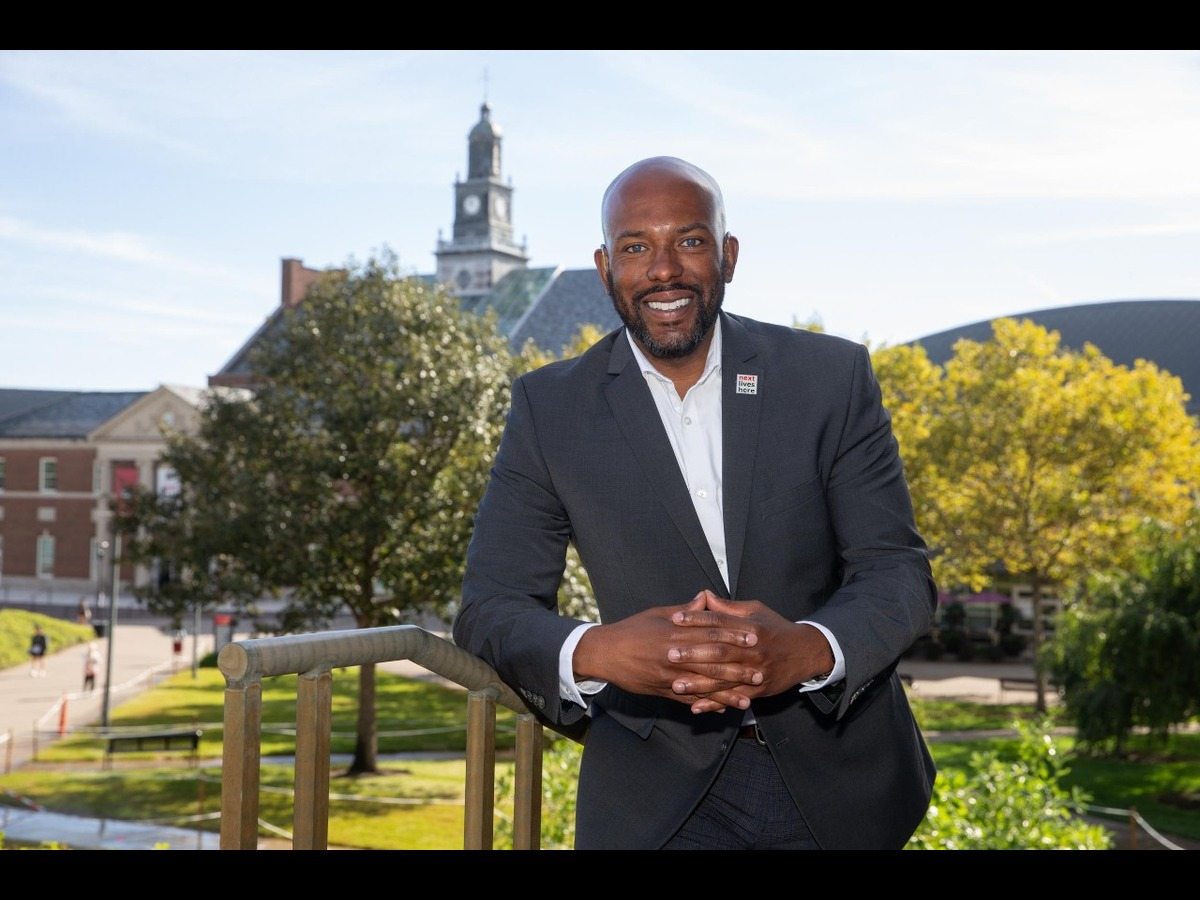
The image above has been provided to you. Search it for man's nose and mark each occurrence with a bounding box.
[647,245,683,282]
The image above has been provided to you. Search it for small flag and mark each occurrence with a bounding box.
[736,374,758,395]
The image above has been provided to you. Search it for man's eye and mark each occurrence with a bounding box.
[623,243,647,253]
[681,237,703,248]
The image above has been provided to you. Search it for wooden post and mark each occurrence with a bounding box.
[463,690,497,850]
[512,714,542,850]
[1129,806,1138,850]
[219,680,262,850]
[293,669,333,850]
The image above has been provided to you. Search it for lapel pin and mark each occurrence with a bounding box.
[736,374,758,395]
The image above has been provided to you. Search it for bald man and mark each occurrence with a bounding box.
[454,157,937,850]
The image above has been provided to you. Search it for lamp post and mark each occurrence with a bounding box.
[99,532,120,729]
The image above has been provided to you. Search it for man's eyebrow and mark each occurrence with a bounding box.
[613,223,713,242]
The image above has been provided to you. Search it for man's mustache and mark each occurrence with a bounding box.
[633,283,701,304]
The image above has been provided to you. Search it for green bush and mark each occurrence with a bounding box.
[908,719,1111,849]
[498,719,1110,850]
[495,737,581,850]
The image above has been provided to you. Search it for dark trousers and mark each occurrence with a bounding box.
[663,735,820,850]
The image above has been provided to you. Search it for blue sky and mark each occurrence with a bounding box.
[2,50,1199,391]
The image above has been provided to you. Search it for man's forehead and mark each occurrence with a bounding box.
[601,161,723,237]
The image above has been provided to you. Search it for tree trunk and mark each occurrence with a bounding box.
[1031,573,1047,714]
[347,660,378,775]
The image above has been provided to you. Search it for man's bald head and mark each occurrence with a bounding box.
[600,157,727,247]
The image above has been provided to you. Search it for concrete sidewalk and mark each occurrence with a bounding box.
[0,624,213,769]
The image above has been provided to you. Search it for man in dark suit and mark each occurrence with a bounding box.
[453,157,936,850]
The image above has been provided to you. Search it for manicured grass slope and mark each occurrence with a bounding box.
[0,609,95,669]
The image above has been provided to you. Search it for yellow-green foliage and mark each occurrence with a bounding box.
[873,318,1200,593]
[0,610,95,669]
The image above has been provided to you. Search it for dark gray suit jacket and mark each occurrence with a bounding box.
[453,312,937,850]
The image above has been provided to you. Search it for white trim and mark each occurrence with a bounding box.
[39,456,58,493]
[36,532,55,579]
[0,490,97,500]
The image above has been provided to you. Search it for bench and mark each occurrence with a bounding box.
[999,677,1059,702]
[104,728,202,769]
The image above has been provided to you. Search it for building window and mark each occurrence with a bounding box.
[37,507,56,522]
[37,534,55,579]
[39,458,58,493]
[0,457,6,491]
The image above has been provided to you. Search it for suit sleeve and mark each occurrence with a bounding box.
[452,375,592,731]
[804,344,937,720]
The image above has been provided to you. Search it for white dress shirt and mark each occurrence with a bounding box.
[558,320,846,708]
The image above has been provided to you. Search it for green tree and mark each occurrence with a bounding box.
[117,405,270,639]
[125,254,514,773]
[877,319,1200,710]
[1050,523,1200,753]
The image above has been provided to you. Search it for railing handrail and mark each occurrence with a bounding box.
[217,624,542,850]
[218,624,528,715]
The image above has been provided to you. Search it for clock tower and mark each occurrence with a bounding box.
[436,103,530,297]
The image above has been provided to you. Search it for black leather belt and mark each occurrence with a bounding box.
[737,723,768,745]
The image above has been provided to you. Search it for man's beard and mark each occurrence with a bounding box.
[606,273,724,360]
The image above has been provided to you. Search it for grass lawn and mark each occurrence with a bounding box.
[0,609,96,669]
[36,667,517,763]
[908,695,1067,732]
[0,759,505,849]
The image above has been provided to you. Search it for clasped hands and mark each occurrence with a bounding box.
[573,589,834,715]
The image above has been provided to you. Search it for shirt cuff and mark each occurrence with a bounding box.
[559,622,608,707]
[795,620,845,692]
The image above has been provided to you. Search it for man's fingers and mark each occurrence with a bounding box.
[671,610,760,639]
[686,696,748,715]
[670,669,762,695]
[667,633,757,661]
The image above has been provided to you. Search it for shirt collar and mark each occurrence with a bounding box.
[625,317,723,386]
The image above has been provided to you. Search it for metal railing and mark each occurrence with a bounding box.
[216,625,542,851]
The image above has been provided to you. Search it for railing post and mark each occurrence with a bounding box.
[293,668,333,850]
[512,714,543,850]
[220,679,262,850]
[463,689,497,850]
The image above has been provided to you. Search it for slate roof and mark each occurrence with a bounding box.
[460,267,559,338]
[910,299,1200,414]
[0,390,146,438]
[509,267,621,355]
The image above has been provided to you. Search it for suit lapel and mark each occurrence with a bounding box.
[720,313,762,599]
[604,332,728,595]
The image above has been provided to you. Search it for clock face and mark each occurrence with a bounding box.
[493,195,508,219]
[456,268,472,289]
[462,194,481,215]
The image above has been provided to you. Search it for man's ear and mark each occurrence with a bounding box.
[722,233,740,283]
[594,245,611,286]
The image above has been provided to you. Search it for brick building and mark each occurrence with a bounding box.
[0,386,204,603]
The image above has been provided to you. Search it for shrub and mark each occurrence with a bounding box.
[495,736,581,849]
[907,719,1111,849]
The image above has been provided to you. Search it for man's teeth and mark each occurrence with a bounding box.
[647,297,690,311]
